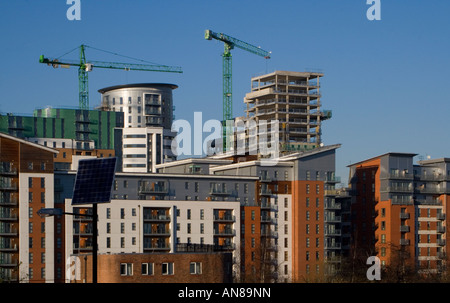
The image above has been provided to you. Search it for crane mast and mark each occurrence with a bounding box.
[205,29,270,151]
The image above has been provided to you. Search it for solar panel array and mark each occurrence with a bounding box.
[72,158,117,205]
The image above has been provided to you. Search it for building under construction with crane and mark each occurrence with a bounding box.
[0,34,346,283]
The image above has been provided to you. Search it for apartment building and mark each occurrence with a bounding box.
[98,83,178,172]
[210,144,342,282]
[348,153,450,273]
[0,132,57,282]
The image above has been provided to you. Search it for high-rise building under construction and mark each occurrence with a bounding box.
[244,71,332,153]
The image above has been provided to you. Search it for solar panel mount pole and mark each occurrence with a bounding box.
[92,203,98,283]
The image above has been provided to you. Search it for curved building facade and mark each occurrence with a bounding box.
[98,83,178,172]
[99,83,177,129]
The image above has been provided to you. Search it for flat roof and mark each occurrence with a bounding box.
[98,83,178,94]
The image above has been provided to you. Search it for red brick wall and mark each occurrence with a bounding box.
[73,252,232,283]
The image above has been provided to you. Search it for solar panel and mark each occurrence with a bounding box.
[72,157,117,205]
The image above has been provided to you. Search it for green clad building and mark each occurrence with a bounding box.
[0,107,124,151]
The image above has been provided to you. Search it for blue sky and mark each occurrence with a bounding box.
[1,1,449,184]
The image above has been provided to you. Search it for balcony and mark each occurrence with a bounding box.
[0,197,17,206]
[143,214,171,222]
[400,225,410,233]
[139,184,168,194]
[0,164,17,176]
[437,239,446,246]
[325,215,341,223]
[0,183,17,191]
[324,176,341,183]
[399,239,410,246]
[259,174,272,182]
[437,213,446,220]
[210,187,230,196]
[261,201,278,211]
[213,214,235,222]
[261,216,276,224]
[143,242,170,251]
[387,172,413,180]
[0,210,18,221]
[143,228,171,236]
[214,229,236,236]
[399,212,410,219]
[437,226,446,233]
[73,243,93,251]
[385,186,413,193]
[0,239,17,252]
[259,188,272,196]
[324,242,341,249]
[325,229,342,236]
[324,189,338,196]
[0,226,18,236]
[324,200,341,210]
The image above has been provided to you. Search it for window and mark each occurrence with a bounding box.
[381,208,386,217]
[106,208,111,219]
[190,262,202,274]
[200,209,204,220]
[121,208,125,219]
[106,237,110,248]
[121,237,125,248]
[187,209,191,220]
[316,184,320,194]
[121,223,125,233]
[306,184,310,194]
[41,192,45,204]
[187,223,191,234]
[162,262,174,275]
[142,263,154,275]
[29,177,33,188]
[251,210,255,220]
[200,223,204,234]
[120,263,133,276]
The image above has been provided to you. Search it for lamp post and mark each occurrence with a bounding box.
[38,207,98,283]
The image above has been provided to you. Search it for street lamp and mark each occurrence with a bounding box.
[38,207,98,283]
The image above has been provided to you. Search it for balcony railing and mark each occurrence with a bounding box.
[400,225,410,233]
[400,212,410,219]
[437,226,446,233]
[260,188,272,196]
[213,214,235,222]
[399,239,410,246]
[214,229,236,236]
[143,214,171,221]
[210,188,230,195]
[143,228,171,236]
[144,241,170,250]
[139,184,169,194]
